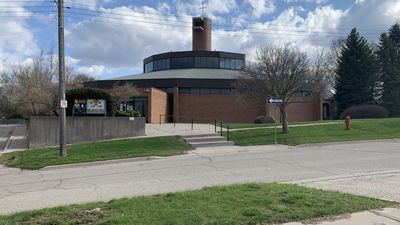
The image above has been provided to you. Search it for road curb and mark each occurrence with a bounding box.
[285,170,400,185]
[296,138,400,148]
[39,156,166,171]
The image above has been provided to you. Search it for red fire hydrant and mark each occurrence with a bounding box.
[345,114,351,130]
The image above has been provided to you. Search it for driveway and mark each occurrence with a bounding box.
[0,140,399,214]
[0,124,28,152]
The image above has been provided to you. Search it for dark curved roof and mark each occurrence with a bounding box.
[106,68,242,81]
[143,51,245,64]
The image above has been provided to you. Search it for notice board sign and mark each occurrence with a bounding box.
[72,99,106,116]
[86,99,106,114]
[73,99,87,115]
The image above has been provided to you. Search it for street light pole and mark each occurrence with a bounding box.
[57,0,67,157]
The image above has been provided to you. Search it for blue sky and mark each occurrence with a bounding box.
[1,0,399,79]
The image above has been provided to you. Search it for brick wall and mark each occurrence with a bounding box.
[148,88,168,123]
[266,96,322,122]
[177,93,266,123]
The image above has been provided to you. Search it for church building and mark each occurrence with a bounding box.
[85,17,324,123]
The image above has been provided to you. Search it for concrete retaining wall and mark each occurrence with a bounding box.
[29,116,145,148]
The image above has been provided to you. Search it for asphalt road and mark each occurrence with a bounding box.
[0,125,15,151]
[0,140,399,214]
[0,124,27,151]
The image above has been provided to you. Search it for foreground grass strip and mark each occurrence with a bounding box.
[229,118,400,146]
[0,183,394,225]
[0,136,191,170]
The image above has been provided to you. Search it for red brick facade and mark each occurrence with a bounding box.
[148,88,168,123]
[178,93,266,123]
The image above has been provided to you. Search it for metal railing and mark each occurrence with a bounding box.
[159,115,231,141]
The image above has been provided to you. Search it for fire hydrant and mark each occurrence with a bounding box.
[345,114,351,130]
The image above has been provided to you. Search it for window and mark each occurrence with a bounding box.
[194,57,219,68]
[145,61,153,73]
[179,87,236,94]
[234,59,243,69]
[220,58,244,70]
[171,57,194,69]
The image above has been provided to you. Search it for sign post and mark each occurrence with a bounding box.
[267,97,283,145]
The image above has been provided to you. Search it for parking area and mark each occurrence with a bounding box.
[0,124,28,152]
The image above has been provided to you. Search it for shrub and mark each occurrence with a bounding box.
[340,105,389,119]
[0,107,24,119]
[115,110,141,117]
[254,116,275,124]
[66,88,115,116]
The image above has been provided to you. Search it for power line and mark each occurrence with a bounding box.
[63,15,347,45]
[65,7,192,25]
[65,11,193,29]
[62,1,393,33]
[63,11,389,39]
[63,1,192,20]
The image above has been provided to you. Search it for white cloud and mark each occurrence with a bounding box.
[75,65,110,76]
[338,0,400,39]
[284,0,328,4]
[0,2,38,72]
[66,5,192,70]
[175,0,237,22]
[5,0,396,79]
[245,0,276,18]
[212,5,344,62]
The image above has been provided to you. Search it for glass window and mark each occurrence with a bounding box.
[154,60,159,71]
[165,58,170,69]
[179,87,190,93]
[234,59,243,70]
[190,88,200,94]
[208,57,219,68]
[171,57,194,69]
[209,88,220,94]
[200,88,210,94]
[145,61,153,73]
[195,57,219,68]
[194,57,201,67]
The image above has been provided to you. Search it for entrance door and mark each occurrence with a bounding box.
[323,103,330,120]
[126,97,149,120]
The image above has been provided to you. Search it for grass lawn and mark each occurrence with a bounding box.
[229,118,400,146]
[0,136,191,170]
[0,183,394,225]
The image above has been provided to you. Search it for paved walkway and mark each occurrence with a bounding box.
[284,207,400,224]
[146,123,216,137]
[0,124,28,152]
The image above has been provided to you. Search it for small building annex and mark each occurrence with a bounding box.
[85,17,326,123]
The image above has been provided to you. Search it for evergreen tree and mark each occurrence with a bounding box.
[334,28,377,117]
[378,23,400,116]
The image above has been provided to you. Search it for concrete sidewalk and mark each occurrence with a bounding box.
[146,123,216,136]
[284,207,400,225]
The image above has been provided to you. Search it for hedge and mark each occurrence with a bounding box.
[66,88,115,116]
[340,105,389,119]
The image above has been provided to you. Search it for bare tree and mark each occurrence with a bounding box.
[311,49,337,98]
[66,73,95,89]
[111,81,139,111]
[0,50,59,117]
[237,46,315,133]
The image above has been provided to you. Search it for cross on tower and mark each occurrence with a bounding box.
[200,0,206,17]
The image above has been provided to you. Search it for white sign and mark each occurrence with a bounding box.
[267,97,283,104]
[60,100,68,108]
[86,99,106,114]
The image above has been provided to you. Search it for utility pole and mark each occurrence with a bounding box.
[57,0,67,157]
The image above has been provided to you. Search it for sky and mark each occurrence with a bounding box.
[0,0,400,79]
